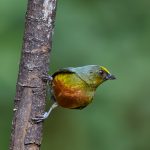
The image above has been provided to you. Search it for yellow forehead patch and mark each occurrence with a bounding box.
[100,66,110,74]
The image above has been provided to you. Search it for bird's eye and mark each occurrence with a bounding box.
[99,70,104,75]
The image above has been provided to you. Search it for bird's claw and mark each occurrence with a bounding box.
[32,112,48,123]
[32,116,44,123]
[32,103,58,123]
[42,74,53,82]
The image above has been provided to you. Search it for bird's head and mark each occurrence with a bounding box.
[98,66,116,81]
[88,65,116,88]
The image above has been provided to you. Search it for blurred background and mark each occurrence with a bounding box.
[1,0,150,149]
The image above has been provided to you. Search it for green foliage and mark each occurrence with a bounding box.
[1,0,150,149]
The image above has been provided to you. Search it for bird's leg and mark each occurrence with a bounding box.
[32,102,58,123]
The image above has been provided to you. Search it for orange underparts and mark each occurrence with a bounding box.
[52,73,94,109]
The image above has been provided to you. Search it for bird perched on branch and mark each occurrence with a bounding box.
[33,65,116,122]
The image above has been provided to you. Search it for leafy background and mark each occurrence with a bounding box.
[1,0,150,149]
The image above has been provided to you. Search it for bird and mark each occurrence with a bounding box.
[33,65,116,122]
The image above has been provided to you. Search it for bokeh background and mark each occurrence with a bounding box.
[1,0,150,149]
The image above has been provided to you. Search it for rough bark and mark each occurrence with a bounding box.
[10,0,57,149]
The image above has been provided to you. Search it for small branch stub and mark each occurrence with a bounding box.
[10,0,57,150]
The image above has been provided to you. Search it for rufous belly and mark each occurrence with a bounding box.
[52,73,94,109]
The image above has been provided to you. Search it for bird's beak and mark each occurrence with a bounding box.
[106,74,116,80]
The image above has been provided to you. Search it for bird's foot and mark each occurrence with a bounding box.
[42,74,53,82]
[32,112,49,123]
[32,102,58,123]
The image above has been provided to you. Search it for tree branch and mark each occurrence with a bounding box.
[10,0,57,149]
